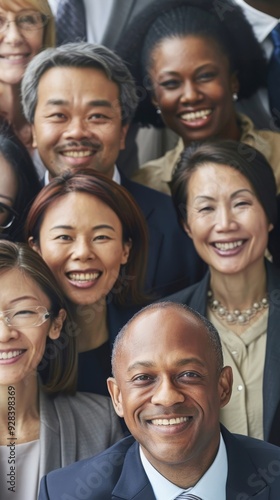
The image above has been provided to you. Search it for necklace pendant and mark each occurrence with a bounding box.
[237,314,246,324]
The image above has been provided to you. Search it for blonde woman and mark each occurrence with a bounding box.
[0,0,55,152]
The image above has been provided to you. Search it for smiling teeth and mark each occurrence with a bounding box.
[5,55,25,60]
[0,350,23,360]
[151,417,189,426]
[68,272,100,281]
[181,109,212,121]
[215,240,243,251]
[63,151,92,158]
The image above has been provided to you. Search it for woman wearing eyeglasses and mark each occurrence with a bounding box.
[0,0,54,155]
[0,119,41,241]
[0,240,123,500]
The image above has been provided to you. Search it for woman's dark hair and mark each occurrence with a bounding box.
[0,120,41,241]
[25,168,149,306]
[170,140,277,228]
[116,0,267,126]
[0,240,77,394]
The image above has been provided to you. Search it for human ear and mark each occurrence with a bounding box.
[230,72,240,98]
[48,309,67,340]
[120,124,129,151]
[31,125,37,148]
[28,236,42,256]
[218,366,232,408]
[121,239,132,265]
[183,221,193,239]
[107,377,124,417]
[268,222,274,233]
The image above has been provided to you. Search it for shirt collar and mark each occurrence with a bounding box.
[234,0,279,42]
[44,165,120,186]
[112,165,120,184]
[139,433,228,500]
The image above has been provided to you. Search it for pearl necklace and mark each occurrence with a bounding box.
[207,290,269,325]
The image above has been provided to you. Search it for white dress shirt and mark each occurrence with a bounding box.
[48,0,114,43]
[139,433,228,500]
[44,165,120,185]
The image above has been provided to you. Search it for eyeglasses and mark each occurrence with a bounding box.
[0,11,49,33]
[0,202,18,229]
[0,306,51,328]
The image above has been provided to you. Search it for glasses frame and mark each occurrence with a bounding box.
[0,305,51,328]
[0,11,50,33]
[0,202,18,230]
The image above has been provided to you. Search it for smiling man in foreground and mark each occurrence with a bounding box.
[39,303,280,499]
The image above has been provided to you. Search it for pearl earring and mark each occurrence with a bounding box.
[156,107,161,114]
[232,92,238,102]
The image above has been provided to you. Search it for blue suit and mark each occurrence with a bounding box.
[39,427,280,499]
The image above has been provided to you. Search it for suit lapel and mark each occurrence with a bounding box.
[222,427,270,499]
[102,0,136,48]
[263,261,280,440]
[39,389,61,477]
[112,442,155,499]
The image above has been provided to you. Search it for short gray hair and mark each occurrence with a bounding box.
[111,302,224,376]
[21,42,138,125]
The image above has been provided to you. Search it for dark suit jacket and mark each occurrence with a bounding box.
[101,0,152,49]
[77,300,140,396]
[39,426,280,499]
[164,259,280,445]
[121,174,206,298]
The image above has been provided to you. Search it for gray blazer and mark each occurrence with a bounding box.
[102,0,153,48]
[39,388,123,478]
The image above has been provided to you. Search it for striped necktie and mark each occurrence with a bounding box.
[176,493,202,499]
[55,0,87,46]
[267,23,280,127]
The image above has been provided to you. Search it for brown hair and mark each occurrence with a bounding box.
[25,169,149,306]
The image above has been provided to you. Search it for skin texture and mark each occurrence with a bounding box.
[32,66,129,180]
[30,192,131,306]
[108,305,232,488]
[0,1,44,86]
[0,267,65,386]
[0,154,18,221]
[149,36,240,146]
[185,163,273,278]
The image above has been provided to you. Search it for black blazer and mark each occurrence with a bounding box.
[77,300,141,396]
[39,426,280,499]
[121,174,206,297]
[164,259,280,445]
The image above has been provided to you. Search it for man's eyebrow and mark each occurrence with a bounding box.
[127,357,206,372]
[45,98,114,108]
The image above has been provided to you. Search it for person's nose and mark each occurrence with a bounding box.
[0,318,19,343]
[72,238,96,262]
[63,117,93,141]
[2,20,25,44]
[180,80,202,104]
[215,206,238,232]
[151,377,185,407]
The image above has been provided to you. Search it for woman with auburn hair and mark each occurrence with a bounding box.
[26,168,149,395]
[166,139,280,446]
[0,240,122,500]
[0,0,55,154]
